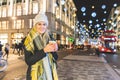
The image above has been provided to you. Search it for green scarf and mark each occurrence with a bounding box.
[24,25,58,80]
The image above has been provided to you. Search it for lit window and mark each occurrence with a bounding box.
[0,34,8,44]
[17,5,22,16]
[1,21,7,29]
[33,2,38,14]
[16,20,22,29]
[29,19,33,28]
[0,7,2,17]
[2,7,6,17]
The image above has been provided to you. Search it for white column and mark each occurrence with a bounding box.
[13,0,16,16]
[68,3,70,26]
[8,0,13,16]
[52,0,55,13]
[25,0,29,15]
[39,0,46,12]
[59,0,62,20]
[29,0,32,14]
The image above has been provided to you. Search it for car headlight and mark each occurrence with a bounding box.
[101,48,104,51]
[96,46,98,48]
[114,49,116,52]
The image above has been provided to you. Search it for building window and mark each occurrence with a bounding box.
[23,3,27,15]
[55,22,59,30]
[0,34,8,44]
[21,20,24,29]
[5,21,9,29]
[0,7,1,17]
[13,20,24,29]
[17,20,21,29]
[17,20,24,29]
[2,7,7,17]
[33,2,39,14]
[29,19,33,28]
[61,35,65,44]
[16,0,22,3]
[1,21,7,29]
[17,5,22,16]
[1,1,7,5]
[13,20,16,29]
[13,4,16,16]
[28,2,32,14]
[8,5,12,16]
[55,7,60,18]
[11,33,24,44]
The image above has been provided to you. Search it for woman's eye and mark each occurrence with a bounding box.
[38,23,42,25]
[38,23,46,26]
[43,24,46,26]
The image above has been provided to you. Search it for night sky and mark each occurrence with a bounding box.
[73,0,120,38]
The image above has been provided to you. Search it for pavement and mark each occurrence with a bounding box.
[57,55,120,80]
[0,51,26,80]
[0,49,120,80]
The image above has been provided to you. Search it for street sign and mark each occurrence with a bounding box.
[68,37,74,42]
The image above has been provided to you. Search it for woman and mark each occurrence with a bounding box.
[23,12,58,80]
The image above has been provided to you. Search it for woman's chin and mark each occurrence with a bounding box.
[39,31,45,34]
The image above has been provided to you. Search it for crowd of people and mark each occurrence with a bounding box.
[0,40,25,60]
[12,42,24,56]
[0,41,10,60]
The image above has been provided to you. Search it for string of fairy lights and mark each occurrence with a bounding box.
[74,0,120,39]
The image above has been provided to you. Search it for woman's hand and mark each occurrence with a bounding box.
[44,42,58,53]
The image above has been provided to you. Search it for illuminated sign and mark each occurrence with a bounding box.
[104,38,115,40]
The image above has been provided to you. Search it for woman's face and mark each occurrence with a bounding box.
[36,21,47,34]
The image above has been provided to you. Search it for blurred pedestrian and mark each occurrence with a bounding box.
[95,45,100,57]
[13,43,19,54]
[0,41,3,59]
[23,12,58,80]
[18,42,23,56]
[0,41,3,52]
[3,43,10,59]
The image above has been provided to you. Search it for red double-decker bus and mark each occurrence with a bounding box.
[98,30,117,53]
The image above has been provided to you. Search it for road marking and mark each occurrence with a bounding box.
[115,69,120,75]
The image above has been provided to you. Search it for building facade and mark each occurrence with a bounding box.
[116,6,120,46]
[107,6,120,46]
[0,0,77,47]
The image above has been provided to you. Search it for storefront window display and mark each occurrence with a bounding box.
[0,34,8,45]
[11,33,24,44]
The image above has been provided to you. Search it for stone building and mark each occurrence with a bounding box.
[106,6,120,47]
[0,0,77,48]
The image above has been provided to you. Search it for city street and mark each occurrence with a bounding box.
[101,52,120,76]
[0,54,27,80]
[0,0,120,80]
[0,49,120,80]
